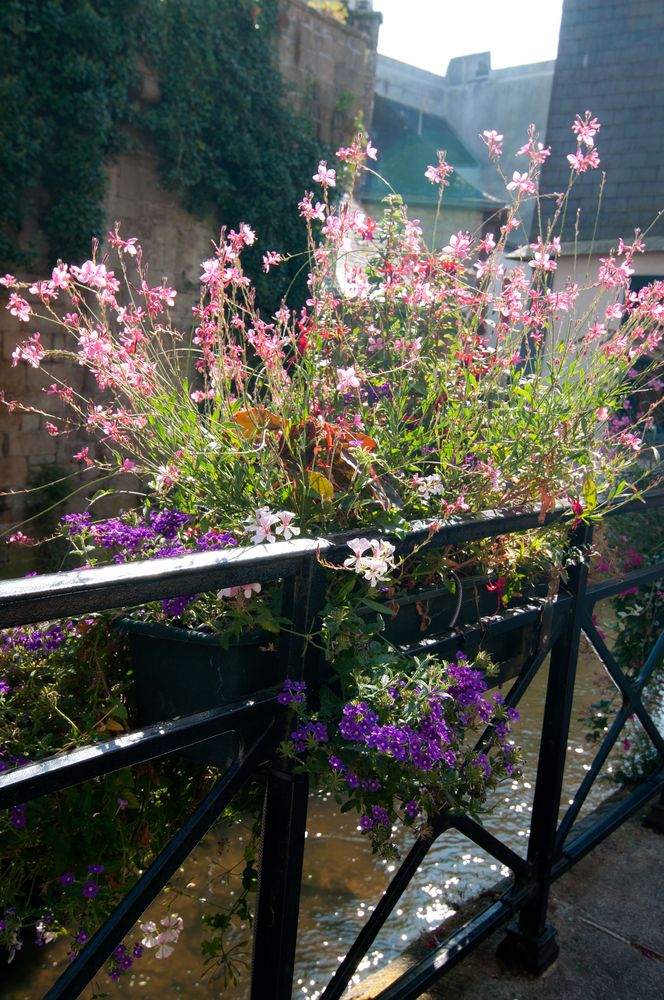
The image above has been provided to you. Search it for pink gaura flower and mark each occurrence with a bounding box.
[442,231,473,259]
[313,160,336,188]
[243,507,280,545]
[274,510,300,541]
[7,293,31,322]
[506,172,536,196]
[262,251,283,273]
[481,130,503,157]
[219,582,262,600]
[298,192,326,222]
[424,151,454,186]
[567,148,600,173]
[73,260,109,289]
[12,332,44,367]
[571,112,601,148]
[336,366,361,392]
[120,458,137,472]
[0,273,17,287]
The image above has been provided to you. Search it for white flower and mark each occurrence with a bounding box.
[274,510,300,541]
[414,473,444,500]
[344,537,372,571]
[243,507,280,544]
[344,538,396,586]
[218,582,262,600]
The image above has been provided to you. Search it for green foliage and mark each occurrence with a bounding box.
[0,0,140,264]
[142,0,326,311]
[0,0,326,309]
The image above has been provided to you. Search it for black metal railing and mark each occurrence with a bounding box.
[1,491,663,999]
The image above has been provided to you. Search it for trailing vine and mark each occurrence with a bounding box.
[0,0,326,309]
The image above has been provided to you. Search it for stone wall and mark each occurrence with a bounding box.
[278,0,381,147]
[0,0,381,561]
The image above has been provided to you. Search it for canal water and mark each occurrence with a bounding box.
[5,620,630,999]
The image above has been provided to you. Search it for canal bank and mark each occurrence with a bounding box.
[349,810,664,1000]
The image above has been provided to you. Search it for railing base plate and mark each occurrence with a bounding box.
[496,922,559,975]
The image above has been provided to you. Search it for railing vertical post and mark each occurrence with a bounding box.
[251,555,327,999]
[498,520,593,973]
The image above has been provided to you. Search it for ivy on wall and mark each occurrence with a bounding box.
[0,0,139,265]
[0,0,327,308]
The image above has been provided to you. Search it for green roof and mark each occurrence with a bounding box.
[364,95,500,209]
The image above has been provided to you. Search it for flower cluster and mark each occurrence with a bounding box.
[344,538,397,587]
[280,651,521,856]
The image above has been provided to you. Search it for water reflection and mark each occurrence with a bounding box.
[5,633,621,999]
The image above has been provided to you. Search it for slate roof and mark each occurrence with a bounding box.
[541,0,664,244]
[364,95,500,209]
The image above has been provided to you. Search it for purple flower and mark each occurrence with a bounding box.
[82,880,100,899]
[359,815,374,830]
[0,679,11,695]
[119,954,133,970]
[161,594,197,617]
[117,798,128,812]
[150,509,190,539]
[404,799,420,818]
[10,805,26,830]
[277,679,307,706]
[109,968,122,981]
[132,943,144,959]
[328,755,344,771]
[371,805,390,827]
[87,863,104,874]
[195,530,237,550]
[0,920,6,932]
[76,930,90,944]
[61,512,92,534]
[59,872,76,887]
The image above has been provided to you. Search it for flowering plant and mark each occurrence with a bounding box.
[280,648,520,857]
[1,113,663,983]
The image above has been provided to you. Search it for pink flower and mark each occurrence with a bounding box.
[120,458,137,472]
[243,507,280,544]
[336,366,361,392]
[298,193,326,221]
[571,112,601,148]
[262,251,283,273]
[0,273,17,287]
[7,293,31,322]
[481,130,503,158]
[12,332,44,367]
[425,151,454,186]
[312,160,336,188]
[442,231,473,259]
[506,172,535,196]
[74,260,108,288]
[365,140,377,160]
[51,264,71,290]
[45,422,59,436]
[153,463,180,492]
[8,532,33,546]
[74,447,94,466]
[219,582,262,600]
[274,510,300,541]
[567,148,600,173]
